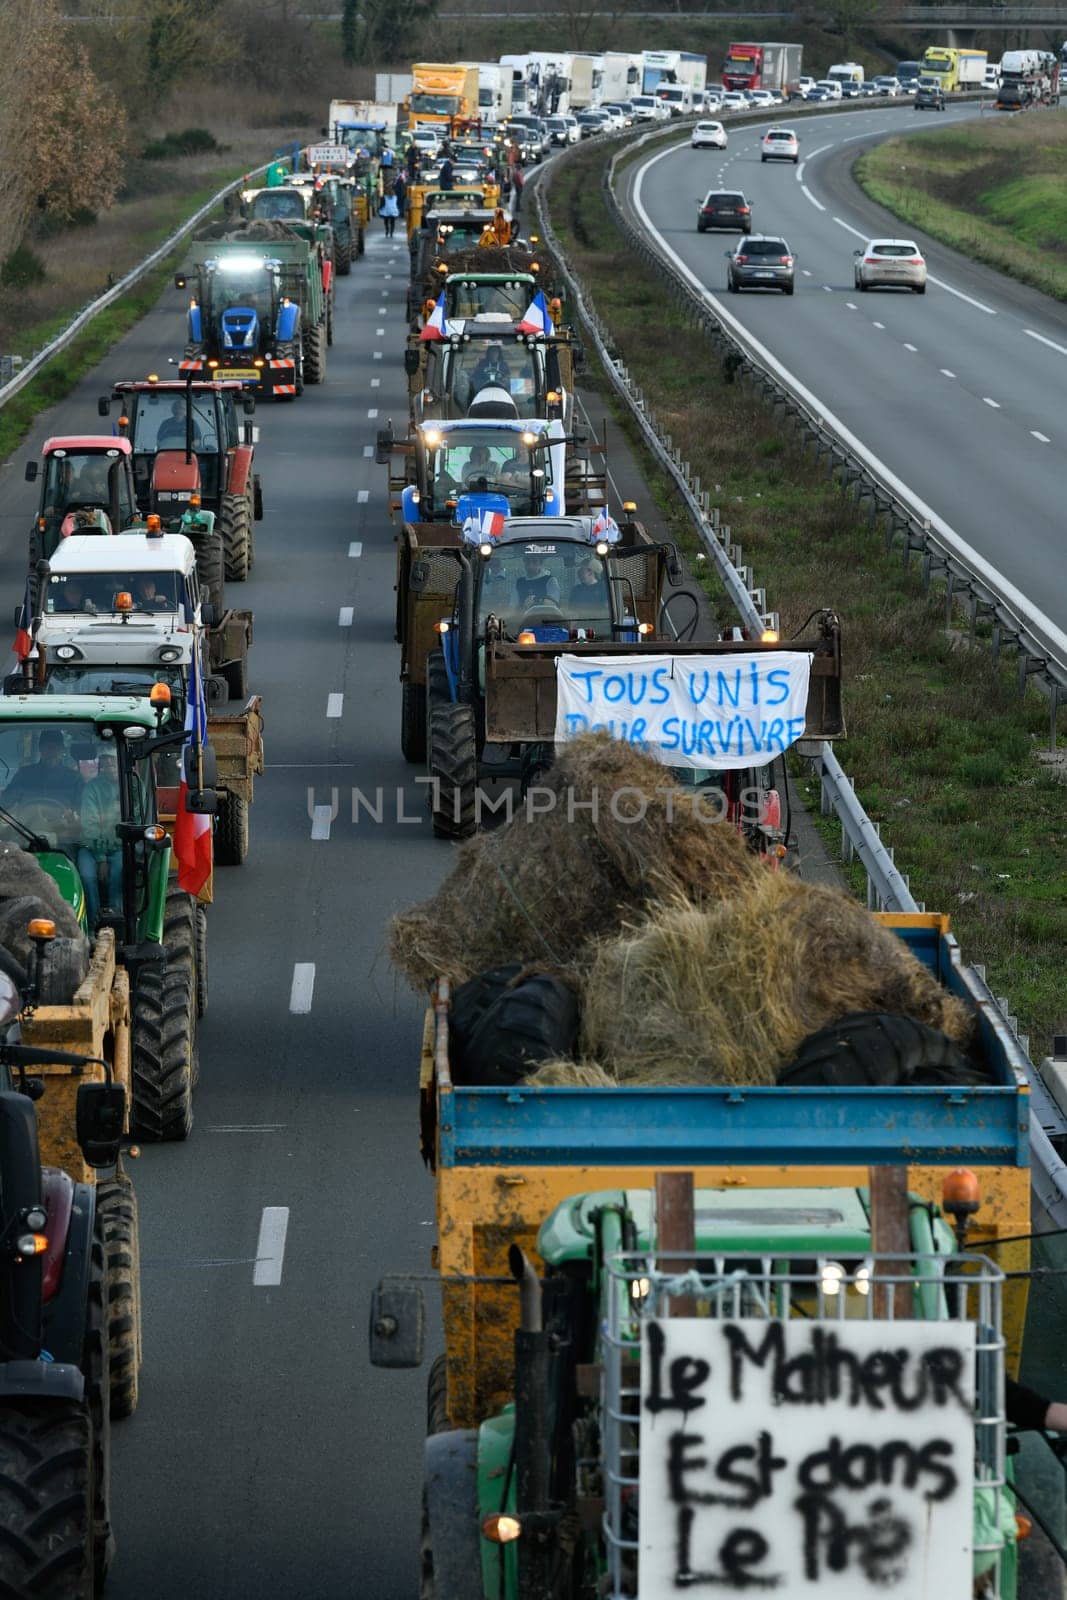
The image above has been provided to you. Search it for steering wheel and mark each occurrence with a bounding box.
[518,602,565,630]
[0,799,79,849]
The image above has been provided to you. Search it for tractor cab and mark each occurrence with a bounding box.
[413,319,570,425]
[101,378,252,518]
[186,253,285,369]
[242,186,312,225]
[399,419,567,525]
[334,120,391,161]
[444,273,537,323]
[25,438,141,564]
[426,209,498,258]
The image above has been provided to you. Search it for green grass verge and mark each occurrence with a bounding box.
[0,171,246,463]
[854,114,1067,301]
[545,140,1067,1056]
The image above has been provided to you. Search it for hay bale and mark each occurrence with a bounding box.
[524,1060,616,1088]
[582,873,973,1088]
[388,733,763,991]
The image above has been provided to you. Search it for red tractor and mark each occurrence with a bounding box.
[98,374,263,583]
[24,436,141,567]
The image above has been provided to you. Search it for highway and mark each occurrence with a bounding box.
[618,101,1067,650]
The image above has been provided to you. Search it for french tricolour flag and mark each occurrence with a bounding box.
[592,507,621,545]
[11,578,32,662]
[173,643,212,897]
[419,292,449,342]
[517,290,551,336]
[479,508,506,541]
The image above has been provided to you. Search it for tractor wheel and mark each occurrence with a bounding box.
[304,321,326,385]
[28,525,41,572]
[401,680,427,764]
[252,473,263,523]
[326,295,335,346]
[215,789,249,867]
[425,650,449,708]
[96,1173,142,1421]
[274,339,298,402]
[219,491,252,583]
[36,936,89,1004]
[194,901,209,1017]
[337,238,352,276]
[0,1402,98,1598]
[420,1431,480,1600]
[190,527,225,615]
[130,889,198,1142]
[83,1215,112,1589]
[223,650,249,703]
[183,342,204,362]
[295,337,305,396]
[427,701,477,841]
[426,1354,450,1435]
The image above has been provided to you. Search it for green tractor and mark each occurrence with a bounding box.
[0,695,216,1142]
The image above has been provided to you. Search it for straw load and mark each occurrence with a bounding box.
[388,734,763,991]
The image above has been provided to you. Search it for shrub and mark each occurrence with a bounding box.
[142,128,219,160]
[0,244,46,291]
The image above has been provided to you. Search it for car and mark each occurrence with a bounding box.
[840,80,863,98]
[726,234,795,293]
[702,93,724,114]
[859,80,880,96]
[853,238,927,293]
[597,105,626,129]
[795,76,817,99]
[562,115,580,143]
[805,85,833,102]
[576,111,609,138]
[872,76,903,96]
[502,115,551,159]
[692,120,728,149]
[747,89,777,108]
[761,127,799,162]
[983,64,1001,90]
[720,91,749,111]
[697,189,752,234]
[601,103,633,126]
[915,80,945,110]
[412,129,441,158]
[544,115,570,145]
[815,79,843,100]
[630,94,664,120]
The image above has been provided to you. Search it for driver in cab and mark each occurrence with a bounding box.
[4,729,84,812]
[515,551,560,608]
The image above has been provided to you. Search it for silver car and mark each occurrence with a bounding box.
[854,239,927,293]
[726,235,795,294]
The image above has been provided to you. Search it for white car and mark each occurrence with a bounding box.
[702,94,723,114]
[795,76,817,99]
[629,95,663,120]
[747,89,777,108]
[853,238,927,293]
[692,120,727,149]
[872,75,903,96]
[596,105,626,130]
[562,115,580,143]
[815,79,843,100]
[761,127,799,163]
[720,91,749,111]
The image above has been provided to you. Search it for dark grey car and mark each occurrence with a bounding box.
[726,235,795,294]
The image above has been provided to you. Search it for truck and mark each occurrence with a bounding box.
[175,230,329,399]
[641,49,707,98]
[19,531,262,864]
[920,47,987,91]
[722,42,804,98]
[525,52,574,115]
[459,62,512,124]
[500,54,531,114]
[827,60,865,87]
[601,50,643,104]
[373,881,1053,1596]
[568,54,603,111]
[374,72,411,104]
[408,64,481,134]
[997,49,1059,107]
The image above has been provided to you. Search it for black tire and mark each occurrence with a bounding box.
[223,650,248,702]
[219,492,252,583]
[96,1173,141,1421]
[727,277,737,293]
[130,892,197,1142]
[915,283,926,294]
[215,790,249,867]
[427,1354,449,1436]
[857,279,868,292]
[420,1431,480,1600]
[304,320,326,385]
[36,935,89,1004]
[357,224,366,257]
[194,901,208,1017]
[0,1401,98,1598]
[425,650,450,709]
[189,527,225,616]
[778,1012,990,1089]
[83,1214,112,1589]
[252,473,263,523]
[295,335,305,396]
[451,967,579,1087]
[326,295,334,346]
[427,701,477,841]
[401,679,427,763]
[182,342,203,362]
[337,238,352,276]
[783,283,794,295]
[697,223,706,233]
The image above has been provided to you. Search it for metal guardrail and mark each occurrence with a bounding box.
[534,123,1067,1215]
[0,148,312,412]
[600,117,1067,747]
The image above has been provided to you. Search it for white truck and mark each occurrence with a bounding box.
[568,54,604,110]
[23,533,262,864]
[500,53,531,113]
[525,51,575,114]
[327,99,400,151]
[375,73,411,104]
[827,61,864,86]
[640,49,707,97]
[601,51,642,103]
[465,62,512,123]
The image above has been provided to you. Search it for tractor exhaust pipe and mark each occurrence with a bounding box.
[509,1244,541,1333]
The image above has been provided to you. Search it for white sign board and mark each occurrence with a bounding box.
[307,144,350,168]
[554,652,811,770]
[639,1317,975,1596]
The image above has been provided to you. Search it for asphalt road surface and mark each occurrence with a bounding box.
[619,101,1067,656]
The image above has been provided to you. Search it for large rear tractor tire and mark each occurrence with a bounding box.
[0,1402,98,1598]
[84,1217,112,1589]
[219,491,252,583]
[96,1173,142,1421]
[215,790,249,866]
[304,321,326,385]
[427,701,477,841]
[357,224,366,257]
[189,527,225,616]
[401,680,427,764]
[194,901,208,1018]
[420,1431,481,1600]
[337,238,352,276]
[130,887,198,1142]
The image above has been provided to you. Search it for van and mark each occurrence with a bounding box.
[655,84,693,116]
[827,62,864,86]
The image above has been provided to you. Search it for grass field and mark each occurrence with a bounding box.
[546,139,1066,1056]
[855,111,1067,300]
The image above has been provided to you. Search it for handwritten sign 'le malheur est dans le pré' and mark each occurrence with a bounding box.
[553,653,812,770]
[638,1316,977,1597]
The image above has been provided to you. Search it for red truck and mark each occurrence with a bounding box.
[722,41,803,98]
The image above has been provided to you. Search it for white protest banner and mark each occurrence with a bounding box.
[554,653,812,770]
[638,1317,976,1597]
[307,144,350,168]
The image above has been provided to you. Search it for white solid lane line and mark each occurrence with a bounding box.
[926,275,995,314]
[253,1208,290,1287]
[1024,328,1067,357]
[326,693,344,718]
[940,369,956,378]
[801,186,825,211]
[1032,431,1051,443]
[628,144,1067,664]
[834,216,866,240]
[983,397,1001,409]
[289,964,315,1014]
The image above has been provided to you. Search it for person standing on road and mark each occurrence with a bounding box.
[438,155,454,191]
[510,162,525,214]
[405,141,419,181]
[380,182,399,238]
[393,170,407,218]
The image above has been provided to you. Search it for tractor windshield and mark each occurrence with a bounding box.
[428,429,551,513]
[44,570,183,614]
[441,342,541,415]
[210,268,273,323]
[42,665,184,702]
[248,190,307,222]
[477,540,612,636]
[41,450,134,525]
[129,392,220,456]
[447,279,533,320]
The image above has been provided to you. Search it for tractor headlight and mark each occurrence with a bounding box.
[157,646,182,662]
[54,645,81,662]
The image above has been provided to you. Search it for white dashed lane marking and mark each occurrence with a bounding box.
[326,693,344,718]
[289,965,315,1014]
[253,1208,290,1287]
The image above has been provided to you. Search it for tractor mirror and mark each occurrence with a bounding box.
[182,742,218,790]
[403,348,420,376]
[665,544,683,583]
[184,788,218,815]
[375,428,394,465]
[200,602,216,626]
[24,461,37,483]
[368,1277,425,1368]
[76,1081,126,1168]
[97,396,111,417]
